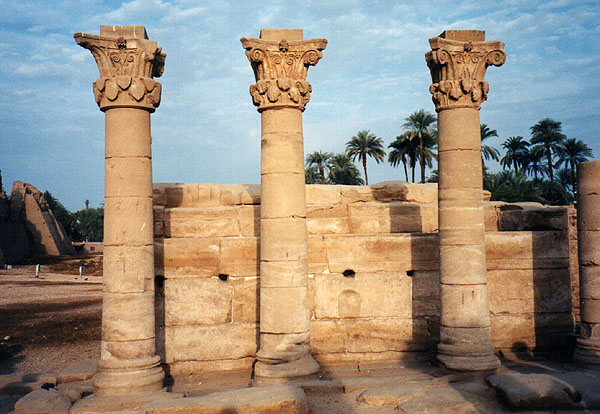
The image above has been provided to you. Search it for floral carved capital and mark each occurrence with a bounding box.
[426,36,505,112]
[74,32,166,112]
[241,37,327,112]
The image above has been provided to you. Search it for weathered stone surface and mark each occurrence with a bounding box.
[311,272,412,319]
[0,380,49,396]
[490,312,574,350]
[498,206,568,231]
[219,237,259,277]
[486,372,581,409]
[165,324,258,363]
[345,318,428,352]
[164,278,233,326]
[14,389,72,414]
[164,206,240,238]
[140,385,308,414]
[157,238,219,277]
[58,359,97,384]
[232,277,259,323]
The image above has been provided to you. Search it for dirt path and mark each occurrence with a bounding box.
[0,261,102,376]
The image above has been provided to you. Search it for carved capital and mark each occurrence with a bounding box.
[426,32,505,112]
[74,28,165,112]
[241,37,327,112]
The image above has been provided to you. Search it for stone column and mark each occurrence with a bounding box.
[575,160,600,368]
[426,30,506,371]
[241,29,326,378]
[74,26,165,396]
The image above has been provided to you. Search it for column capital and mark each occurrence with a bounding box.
[241,34,327,112]
[74,26,166,112]
[425,30,505,112]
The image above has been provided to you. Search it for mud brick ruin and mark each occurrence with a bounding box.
[63,25,599,412]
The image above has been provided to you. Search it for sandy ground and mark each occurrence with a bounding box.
[0,257,102,376]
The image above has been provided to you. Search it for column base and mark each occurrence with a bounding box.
[93,355,165,396]
[70,389,180,414]
[437,352,501,372]
[254,354,319,379]
[574,338,600,369]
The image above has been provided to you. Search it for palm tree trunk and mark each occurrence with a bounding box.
[362,155,368,186]
[546,146,554,183]
[419,134,425,183]
[402,161,408,182]
[571,162,577,194]
[411,164,415,183]
[319,165,325,185]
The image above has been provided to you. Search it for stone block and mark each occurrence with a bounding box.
[484,202,501,231]
[345,318,429,352]
[164,206,240,238]
[57,360,97,384]
[486,231,569,261]
[371,181,437,204]
[310,319,346,354]
[220,184,260,205]
[307,217,350,234]
[411,271,440,317]
[498,206,568,231]
[232,277,259,323]
[307,235,329,273]
[340,185,375,204]
[164,278,233,326]
[165,324,258,363]
[219,237,259,277]
[491,313,574,350]
[306,185,342,205]
[164,184,221,208]
[102,291,155,341]
[169,358,254,375]
[311,272,412,319]
[140,384,309,414]
[153,206,165,237]
[152,184,168,206]
[14,389,72,414]
[323,234,438,273]
[237,205,260,237]
[159,238,219,278]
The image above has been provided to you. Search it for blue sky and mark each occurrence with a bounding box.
[1,0,599,211]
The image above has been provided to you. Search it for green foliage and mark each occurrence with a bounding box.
[44,191,73,235]
[328,153,364,185]
[346,130,385,185]
[74,207,104,242]
[43,191,104,242]
[480,124,500,163]
[305,151,333,185]
[483,171,573,205]
[402,109,437,183]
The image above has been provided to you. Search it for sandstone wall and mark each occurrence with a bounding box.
[153,182,577,374]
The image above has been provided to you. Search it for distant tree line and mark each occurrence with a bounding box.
[305,110,594,206]
[44,192,103,242]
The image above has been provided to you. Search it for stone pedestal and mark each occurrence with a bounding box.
[575,160,600,368]
[426,30,506,371]
[74,25,166,395]
[241,29,326,378]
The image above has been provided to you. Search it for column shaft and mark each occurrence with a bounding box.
[575,160,600,367]
[241,29,326,379]
[75,25,166,396]
[426,30,505,371]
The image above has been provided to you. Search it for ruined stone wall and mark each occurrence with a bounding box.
[153,182,577,374]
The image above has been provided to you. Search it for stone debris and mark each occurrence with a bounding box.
[486,372,581,409]
[140,385,309,414]
[13,389,72,414]
[57,360,97,384]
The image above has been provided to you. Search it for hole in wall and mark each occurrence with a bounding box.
[155,275,165,289]
[342,269,355,277]
[218,274,229,281]
[406,270,415,277]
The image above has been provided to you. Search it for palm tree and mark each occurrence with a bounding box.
[524,146,546,184]
[327,153,364,185]
[345,130,385,185]
[305,165,321,184]
[403,109,437,183]
[555,137,593,193]
[388,132,418,182]
[501,136,529,174]
[480,124,501,165]
[530,118,566,184]
[306,151,333,185]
